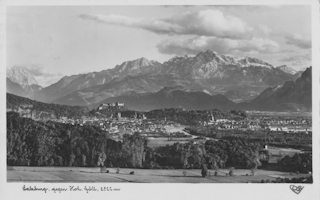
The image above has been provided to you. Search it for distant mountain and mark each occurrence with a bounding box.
[32,58,161,103]
[276,65,297,75]
[241,67,312,112]
[160,51,274,79]
[6,67,38,88]
[33,50,299,106]
[90,86,237,111]
[6,78,27,97]
[112,57,162,76]
[32,74,85,103]
[6,67,42,96]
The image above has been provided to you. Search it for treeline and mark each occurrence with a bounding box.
[279,153,312,173]
[8,112,262,169]
[8,112,311,172]
[144,139,262,169]
[7,93,89,119]
[185,126,312,150]
[145,108,247,125]
[7,112,146,168]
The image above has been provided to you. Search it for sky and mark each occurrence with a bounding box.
[6,5,312,87]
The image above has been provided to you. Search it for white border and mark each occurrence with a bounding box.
[0,1,319,200]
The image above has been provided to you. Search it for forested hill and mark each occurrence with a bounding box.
[7,93,90,119]
[7,112,146,167]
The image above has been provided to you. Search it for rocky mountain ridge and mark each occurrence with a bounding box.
[8,50,303,107]
[6,67,43,97]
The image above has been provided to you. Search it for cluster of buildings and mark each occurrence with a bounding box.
[202,114,312,134]
[258,116,312,133]
[51,103,184,140]
[202,115,262,131]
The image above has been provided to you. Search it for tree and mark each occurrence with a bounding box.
[69,153,75,166]
[81,154,86,166]
[201,164,208,177]
[229,167,234,177]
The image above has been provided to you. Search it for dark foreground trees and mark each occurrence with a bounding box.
[7,112,146,168]
[279,153,312,173]
[7,112,312,173]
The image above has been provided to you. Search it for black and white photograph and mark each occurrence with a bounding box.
[1,0,319,200]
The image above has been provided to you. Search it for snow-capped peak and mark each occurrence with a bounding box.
[7,67,38,89]
[237,57,274,69]
[276,65,297,75]
[112,57,161,75]
[195,50,273,69]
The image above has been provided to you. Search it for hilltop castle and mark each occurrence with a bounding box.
[97,102,125,110]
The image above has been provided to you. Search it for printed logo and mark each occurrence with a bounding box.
[290,185,304,195]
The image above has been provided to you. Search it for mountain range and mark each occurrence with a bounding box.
[6,50,310,112]
[6,67,311,112]
[89,67,311,112]
[29,50,301,106]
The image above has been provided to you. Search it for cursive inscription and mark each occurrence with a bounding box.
[22,185,121,193]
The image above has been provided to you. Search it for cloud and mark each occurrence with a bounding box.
[258,25,274,35]
[80,9,253,39]
[213,5,302,12]
[279,53,311,67]
[285,33,311,49]
[157,36,282,56]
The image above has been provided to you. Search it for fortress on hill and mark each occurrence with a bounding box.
[97,102,125,110]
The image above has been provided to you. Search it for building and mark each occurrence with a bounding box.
[97,102,125,110]
[116,102,125,107]
[117,112,122,120]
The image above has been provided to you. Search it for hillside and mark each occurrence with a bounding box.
[242,67,311,112]
[91,86,237,111]
[7,78,27,97]
[7,93,90,119]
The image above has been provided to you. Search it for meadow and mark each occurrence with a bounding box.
[7,166,310,183]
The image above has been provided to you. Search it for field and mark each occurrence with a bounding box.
[7,166,311,183]
[147,138,191,148]
[147,125,214,148]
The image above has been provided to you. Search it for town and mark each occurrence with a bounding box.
[10,102,311,145]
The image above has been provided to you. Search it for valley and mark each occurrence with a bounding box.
[6,49,312,184]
